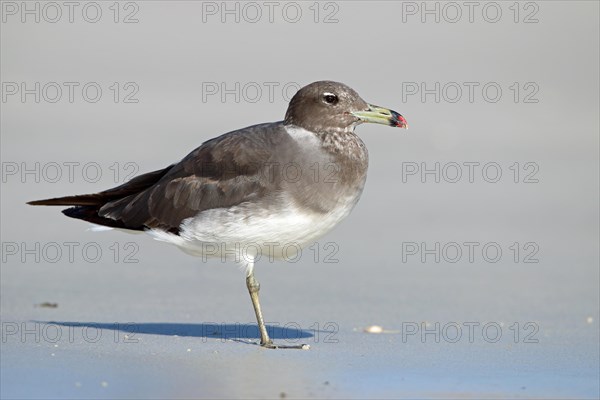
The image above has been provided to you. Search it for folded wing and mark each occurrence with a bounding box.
[28,123,288,234]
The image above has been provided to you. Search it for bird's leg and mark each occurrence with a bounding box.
[246,271,272,347]
[245,270,309,350]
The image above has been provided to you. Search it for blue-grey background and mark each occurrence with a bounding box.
[1,1,598,399]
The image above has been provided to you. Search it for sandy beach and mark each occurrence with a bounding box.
[1,2,598,398]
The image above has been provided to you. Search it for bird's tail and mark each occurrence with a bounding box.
[27,165,173,207]
[27,165,175,230]
[27,194,111,207]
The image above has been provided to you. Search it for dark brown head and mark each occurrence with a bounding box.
[284,81,407,134]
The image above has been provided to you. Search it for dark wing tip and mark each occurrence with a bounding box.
[27,198,62,206]
[26,196,101,206]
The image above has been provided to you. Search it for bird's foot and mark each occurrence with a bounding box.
[260,341,310,350]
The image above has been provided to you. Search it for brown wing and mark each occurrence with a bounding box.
[31,122,291,234]
[28,166,174,207]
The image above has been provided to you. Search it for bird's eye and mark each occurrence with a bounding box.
[323,93,338,104]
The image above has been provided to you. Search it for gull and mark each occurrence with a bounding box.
[28,81,408,349]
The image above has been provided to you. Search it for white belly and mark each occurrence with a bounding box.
[147,124,367,265]
[147,193,359,262]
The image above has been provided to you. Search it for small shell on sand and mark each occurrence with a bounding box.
[364,325,384,334]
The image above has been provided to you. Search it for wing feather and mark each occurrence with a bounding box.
[98,122,291,232]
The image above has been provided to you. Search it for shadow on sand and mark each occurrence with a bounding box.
[37,321,315,344]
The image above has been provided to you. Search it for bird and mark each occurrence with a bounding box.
[28,81,408,349]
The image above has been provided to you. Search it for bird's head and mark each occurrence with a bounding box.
[284,81,407,134]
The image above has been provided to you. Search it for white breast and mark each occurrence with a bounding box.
[148,191,358,262]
